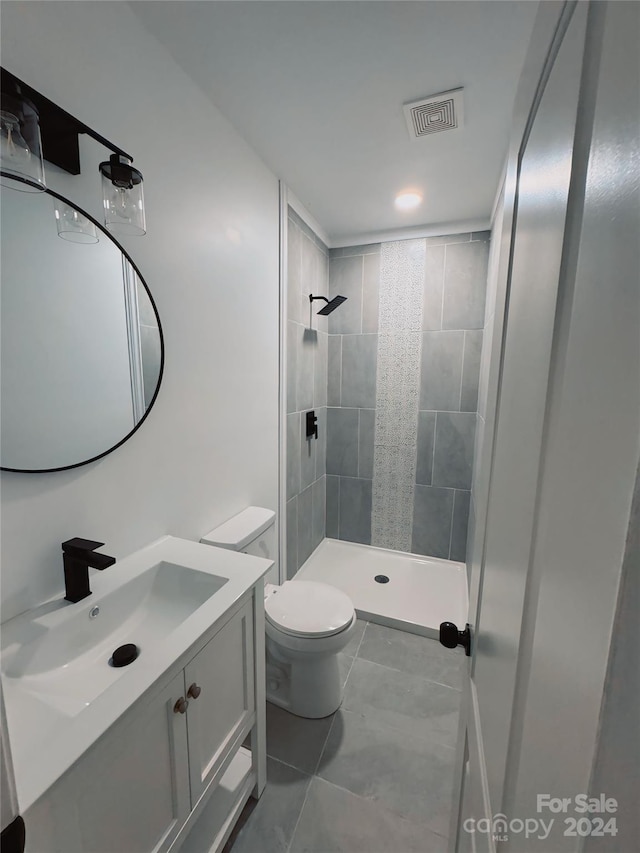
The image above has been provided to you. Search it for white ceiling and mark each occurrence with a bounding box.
[131,1,539,244]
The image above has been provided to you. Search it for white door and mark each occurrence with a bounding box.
[448,2,639,851]
[471,0,588,826]
[500,1,640,846]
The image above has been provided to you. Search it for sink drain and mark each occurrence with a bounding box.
[374,574,390,584]
[110,644,139,667]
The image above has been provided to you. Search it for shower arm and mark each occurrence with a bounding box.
[309,295,330,305]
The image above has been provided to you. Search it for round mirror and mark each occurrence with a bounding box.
[0,179,164,472]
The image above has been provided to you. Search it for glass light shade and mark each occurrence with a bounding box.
[100,155,146,236]
[0,108,46,192]
[53,199,99,244]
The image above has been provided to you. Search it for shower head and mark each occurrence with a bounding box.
[318,295,347,315]
[309,294,348,315]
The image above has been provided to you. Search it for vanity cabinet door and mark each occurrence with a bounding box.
[24,673,190,853]
[184,598,255,807]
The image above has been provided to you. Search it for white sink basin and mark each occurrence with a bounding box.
[1,535,271,812]
[2,561,227,715]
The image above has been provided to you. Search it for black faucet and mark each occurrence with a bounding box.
[62,538,116,603]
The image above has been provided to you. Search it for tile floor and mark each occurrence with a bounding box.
[225,621,466,853]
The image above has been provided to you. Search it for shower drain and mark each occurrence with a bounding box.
[374,575,390,584]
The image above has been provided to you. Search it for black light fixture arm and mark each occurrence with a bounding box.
[1,66,133,174]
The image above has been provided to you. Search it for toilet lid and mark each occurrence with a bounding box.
[265,581,354,638]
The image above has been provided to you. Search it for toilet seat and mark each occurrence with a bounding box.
[265,580,354,639]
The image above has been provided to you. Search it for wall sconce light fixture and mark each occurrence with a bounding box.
[0,95,46,192]
[1,67,146,238]
[99,154,146,236]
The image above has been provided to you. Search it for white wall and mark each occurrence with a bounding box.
[0,1,280,622]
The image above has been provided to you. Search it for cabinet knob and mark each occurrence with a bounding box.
[187,683,202,699]
[173,697,189,714]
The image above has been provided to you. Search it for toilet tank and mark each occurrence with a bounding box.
[200,507,278,584]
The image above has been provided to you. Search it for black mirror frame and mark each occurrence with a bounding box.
[0,175,165,474]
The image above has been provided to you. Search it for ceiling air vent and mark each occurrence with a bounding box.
[403,88,464,139]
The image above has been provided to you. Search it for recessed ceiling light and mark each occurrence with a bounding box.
[395,191,422,210]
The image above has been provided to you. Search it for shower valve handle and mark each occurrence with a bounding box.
[306,410,318,440]
[439,621,471,657]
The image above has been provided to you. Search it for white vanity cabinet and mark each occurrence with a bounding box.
[23,672,191,853]
[23,592,265,853]
[184,598,254,807]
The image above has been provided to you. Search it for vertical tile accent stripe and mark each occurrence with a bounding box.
[372,239,426,551]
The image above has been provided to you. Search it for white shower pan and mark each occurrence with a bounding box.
[295,538,468,638]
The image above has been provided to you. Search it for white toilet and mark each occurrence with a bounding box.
[201,507,357,718]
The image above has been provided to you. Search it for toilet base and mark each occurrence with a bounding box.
[265,651,344,718]
[264,616,356,718]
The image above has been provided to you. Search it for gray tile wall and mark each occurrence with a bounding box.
[326,232,490,562]
[286,209,329,578]
[325,243,381,548]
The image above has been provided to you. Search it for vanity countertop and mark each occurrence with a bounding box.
[1,535,271,812]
